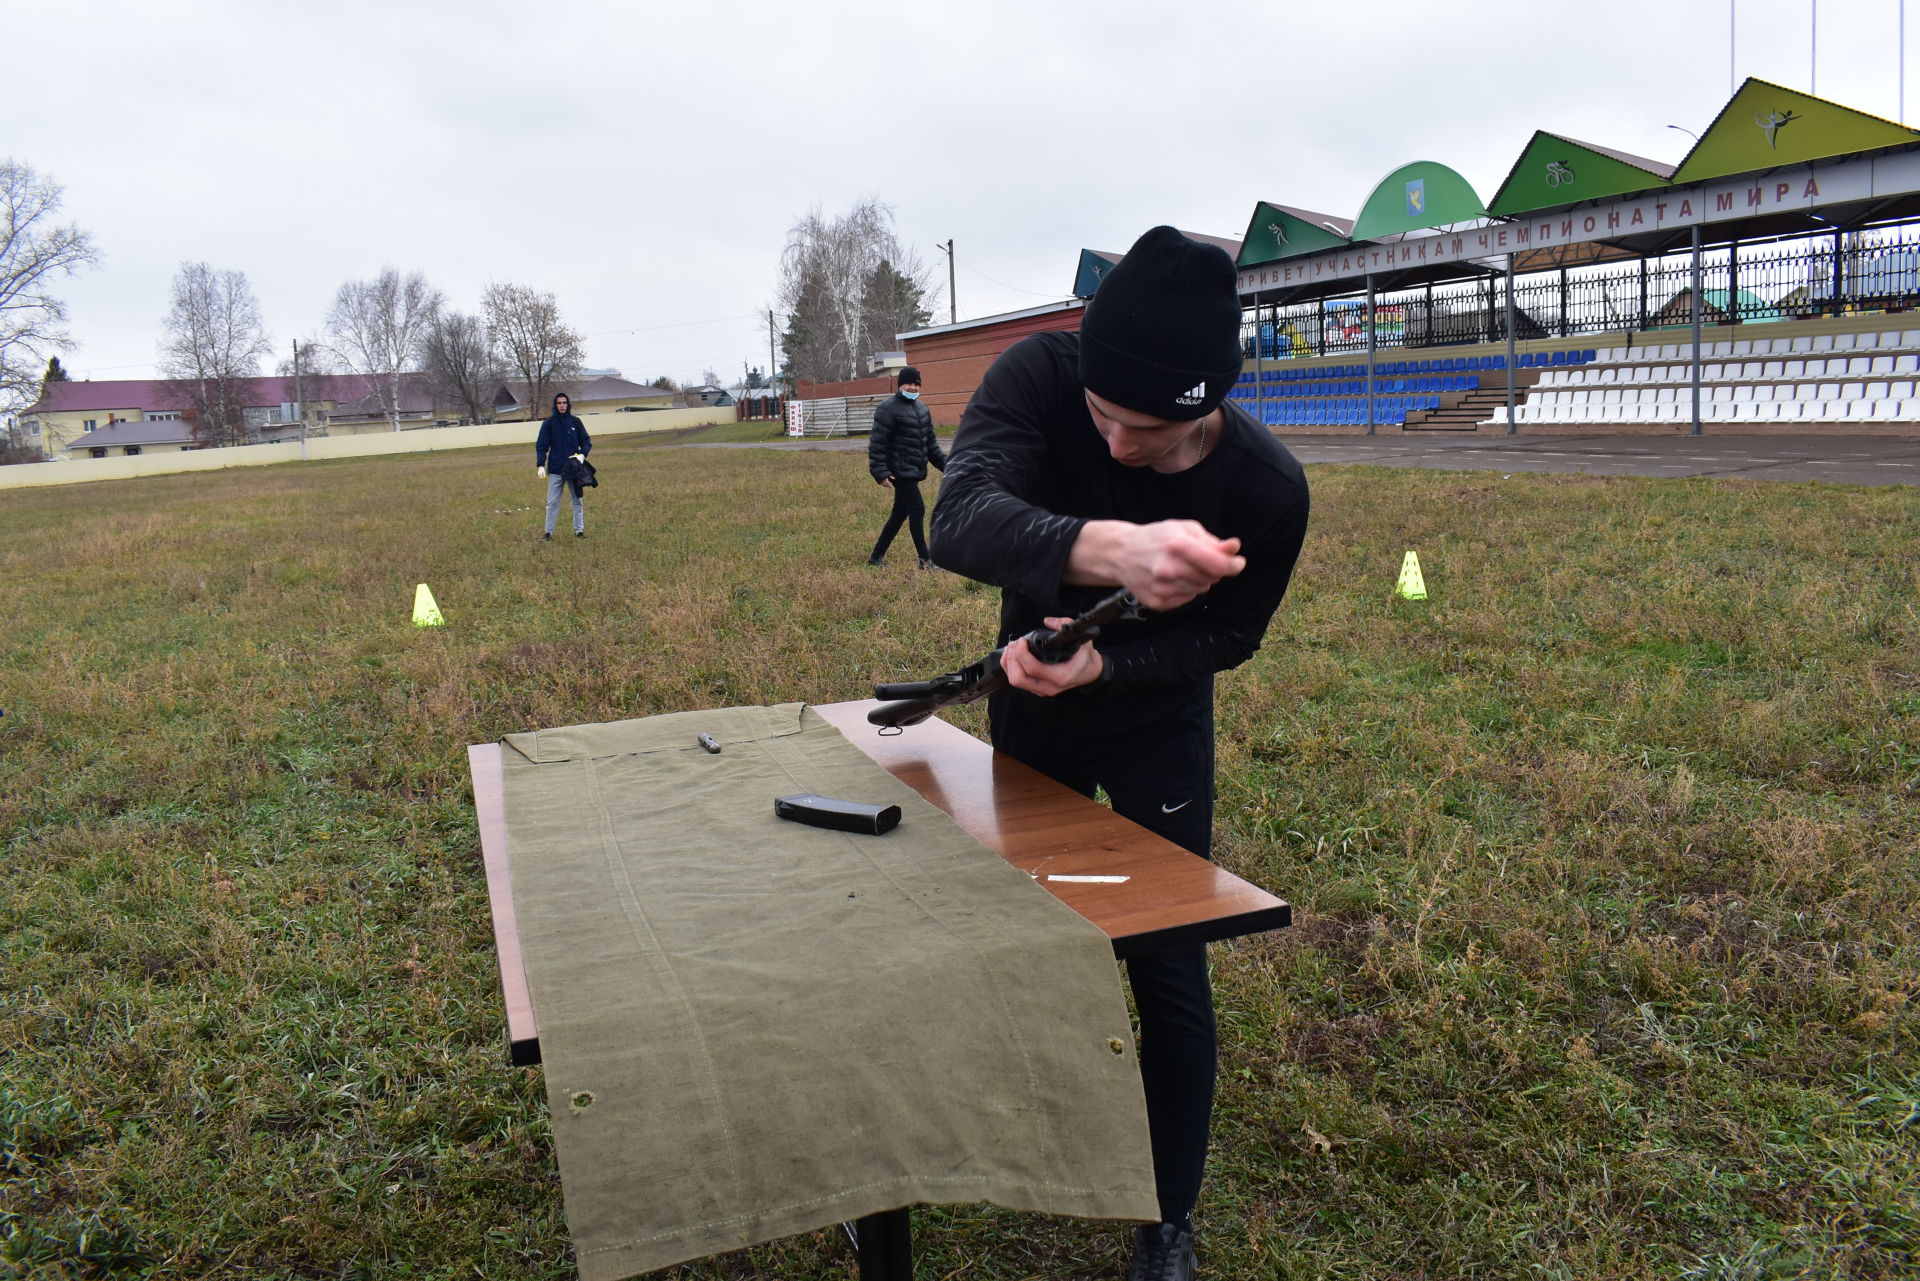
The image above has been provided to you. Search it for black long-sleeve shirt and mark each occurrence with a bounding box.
[929,331,1310,734]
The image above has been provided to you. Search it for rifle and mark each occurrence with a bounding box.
[867,588,1144,732]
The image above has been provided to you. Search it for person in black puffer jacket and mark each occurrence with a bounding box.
[865,367,947,567]
[534,392,593,539]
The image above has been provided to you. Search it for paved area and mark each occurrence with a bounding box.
[1279,432,1920,487]
[728,432,1920,487]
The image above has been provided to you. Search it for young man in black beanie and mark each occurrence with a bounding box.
[929,225,1309,1281]
[865,366,947,567]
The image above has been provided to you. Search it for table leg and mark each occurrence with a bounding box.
[850,1208,912,1279]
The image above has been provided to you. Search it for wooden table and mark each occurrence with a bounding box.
[468,700,1291,1279]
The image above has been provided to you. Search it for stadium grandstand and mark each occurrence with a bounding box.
[900,77,1920,437]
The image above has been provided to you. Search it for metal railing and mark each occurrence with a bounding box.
[1241,218,1920,359]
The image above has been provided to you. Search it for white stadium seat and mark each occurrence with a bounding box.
[1812,335,1835,352]
[1831,334,1857,351]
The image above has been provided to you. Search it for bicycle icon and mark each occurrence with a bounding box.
[1545,161,1576,188]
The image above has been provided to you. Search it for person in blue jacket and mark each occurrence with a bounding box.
[535,393,592,539]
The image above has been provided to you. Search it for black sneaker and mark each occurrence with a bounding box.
[575,531,586,538]
[1128,1223,1196,1281]
[542,532,552,540]
[918,557,937,570]
[864,556,886,567]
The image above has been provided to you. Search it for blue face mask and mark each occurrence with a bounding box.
[901,390,920,401]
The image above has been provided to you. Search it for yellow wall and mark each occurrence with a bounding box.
[29,408,152,454]
[0,404,739,490]
[575,396,679,413]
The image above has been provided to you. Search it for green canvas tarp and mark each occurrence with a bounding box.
[499,703,1157,1280]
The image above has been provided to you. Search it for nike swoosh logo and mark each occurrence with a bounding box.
[1160,800,1192,814]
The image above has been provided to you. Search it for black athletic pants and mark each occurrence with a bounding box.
[989,687,1217,1226]
[869,479,929,563]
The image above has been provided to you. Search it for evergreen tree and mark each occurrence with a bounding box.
[863,259,933,351]
[42,356,70,386]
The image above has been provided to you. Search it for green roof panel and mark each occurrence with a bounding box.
[1350,161,1487,241]
[1235,202,1352,266]
[1488,132,1674,217]
[1671,77,1920,184]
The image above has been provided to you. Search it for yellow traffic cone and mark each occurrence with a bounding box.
[1396,551,1427,601]
[413,583,445,627]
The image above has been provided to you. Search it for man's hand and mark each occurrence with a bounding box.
[537,466,546,478]
[569,453,584,462]
[1002,618,1104,697]
[878,475,894,488]
[1068,519,1244,611]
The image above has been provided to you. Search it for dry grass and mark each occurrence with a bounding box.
[1,437,1915,1279]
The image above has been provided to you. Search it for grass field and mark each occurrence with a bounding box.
[1,432,1916,1280]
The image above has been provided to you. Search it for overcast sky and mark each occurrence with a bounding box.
[13,0,1912,387]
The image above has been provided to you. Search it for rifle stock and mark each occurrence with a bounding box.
[866,589,1142,731]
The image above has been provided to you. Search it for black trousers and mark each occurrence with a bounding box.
[869,479,928,562]
[989,688,1217,1225]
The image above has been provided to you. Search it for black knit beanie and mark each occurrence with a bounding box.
[1078,226,1242,422]
[897,366,922,386]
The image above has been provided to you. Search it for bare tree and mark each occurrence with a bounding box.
[157,262,273,447]
[0,160,99,446]
[424,309,503,424]
[326,267,442,431]
[776,199,939,383]
[482,282,584,422]
[274,337,338,379]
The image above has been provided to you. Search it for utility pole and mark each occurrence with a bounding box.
[767,309,778,387]
[939,239,956,324]
[292,338,307,460]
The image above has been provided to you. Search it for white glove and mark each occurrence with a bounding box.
[570,453,585,462]
[537,466,546,478]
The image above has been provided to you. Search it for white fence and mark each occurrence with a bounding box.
[0,405,736,491]
[785,395,887,438]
